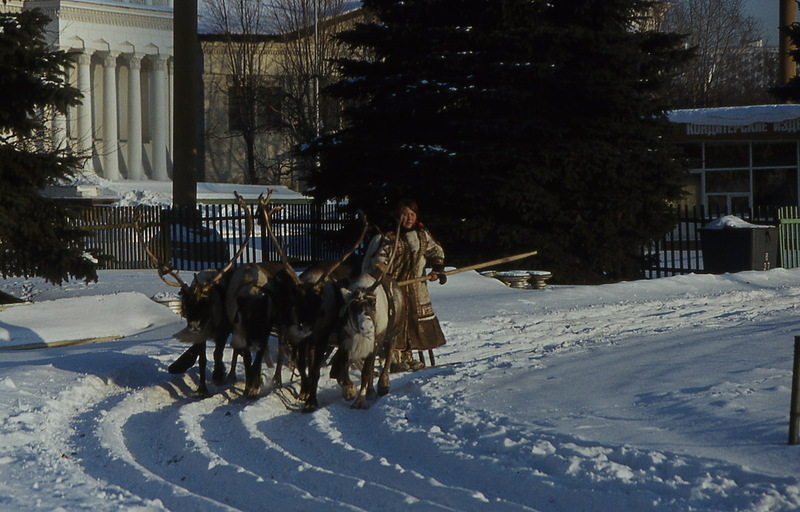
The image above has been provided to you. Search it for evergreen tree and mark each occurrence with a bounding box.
[302,0,692,283]
[0,9,98,285]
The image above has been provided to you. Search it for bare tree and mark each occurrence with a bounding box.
[663,0,775,107]
[201,0,358,187]
[202,0,280,184]
[267,0,359,186]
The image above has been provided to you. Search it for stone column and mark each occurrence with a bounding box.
[52,111,67,151]
[127,54,144,180]
[102,52,120,180]
[76,50,94,172]
[151,54,169,181]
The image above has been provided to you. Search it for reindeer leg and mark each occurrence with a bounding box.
[352,352,375,410]
[211,331,229,385]
[226,349,239,383]
[331,348,356,401]
[272,331,287,386]
[196,341,210,398]
[245,336,269,398]
[302,339,323,413]
[168,343,201,374]
[377,346,392,397]
[241,348,254,395]
[297,341,311,403]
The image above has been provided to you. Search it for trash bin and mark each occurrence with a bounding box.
[699,216,778,274]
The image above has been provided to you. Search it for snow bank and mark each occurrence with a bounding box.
[0,292,178,349]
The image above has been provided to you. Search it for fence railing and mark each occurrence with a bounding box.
[641,205,778,278]
[73,203,788,279]
[72,205,161,270]
[73,202,360,272]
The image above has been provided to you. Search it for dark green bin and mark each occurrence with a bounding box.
[699,226,778,274]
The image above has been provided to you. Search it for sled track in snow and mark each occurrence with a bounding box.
[31,283,800,511]
[60,374,544,512]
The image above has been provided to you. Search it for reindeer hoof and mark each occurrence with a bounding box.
[341,384,357,401]
[244,386,261,399]
[377,385,390,397]
[350,397,369,410]
[302,402,318,414]
[212,367,227,385]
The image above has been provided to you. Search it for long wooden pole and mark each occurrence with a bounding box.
[397,250,539,286]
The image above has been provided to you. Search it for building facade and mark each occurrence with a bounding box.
[5,0,174,182]
[3,0,359,188]
[669,104,800,212]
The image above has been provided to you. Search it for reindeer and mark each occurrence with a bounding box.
[260,195,366,412]
[336,226,405,409]
[136,193,253,397]
[224,259,287,398]
[209,191,298,398]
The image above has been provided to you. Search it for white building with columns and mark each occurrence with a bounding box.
[6,0,175,182]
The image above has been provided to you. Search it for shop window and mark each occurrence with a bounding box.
[704,143,749,169]
[753,168,798,208]
[752,142,798,167]
[707,194,750,214]
[706,169,749,193]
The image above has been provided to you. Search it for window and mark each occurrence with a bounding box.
[706,170,749,193]
[753,168,798,208]
[752,142,797,167]
[705,143,749,169]
[228,83,284,132]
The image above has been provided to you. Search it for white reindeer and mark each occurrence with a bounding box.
[338,272,405,409]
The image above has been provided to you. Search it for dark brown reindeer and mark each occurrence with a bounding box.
[336,227,405,408]
[136,193,253,396]
[224,192,291,398]
[260,195,366,412]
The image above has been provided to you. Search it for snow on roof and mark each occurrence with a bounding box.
[45,173,310,206]
[667,104,800,126]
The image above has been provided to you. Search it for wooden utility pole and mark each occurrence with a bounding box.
[780,0,797,87]
[173,1,199,206]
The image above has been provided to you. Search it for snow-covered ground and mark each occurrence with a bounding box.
[2,267,800,511]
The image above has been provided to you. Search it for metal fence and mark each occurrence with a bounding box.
[74,202,790,279]
[779,207,800,269]
[72,205,161,270]
[73,202,360,272]
[641,205,778,278]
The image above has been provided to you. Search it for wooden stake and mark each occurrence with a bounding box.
[790,335,800,444]
[397,250,539,286]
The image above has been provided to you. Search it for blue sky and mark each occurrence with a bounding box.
[745,0,784,45]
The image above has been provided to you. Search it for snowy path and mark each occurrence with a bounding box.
[3,270,800,510]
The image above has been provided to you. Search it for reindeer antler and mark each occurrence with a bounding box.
[258,190,301,286]
[205,191,253,288]
[133,205,187,289]
[315,210,369,289]
[366,221,401,294]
